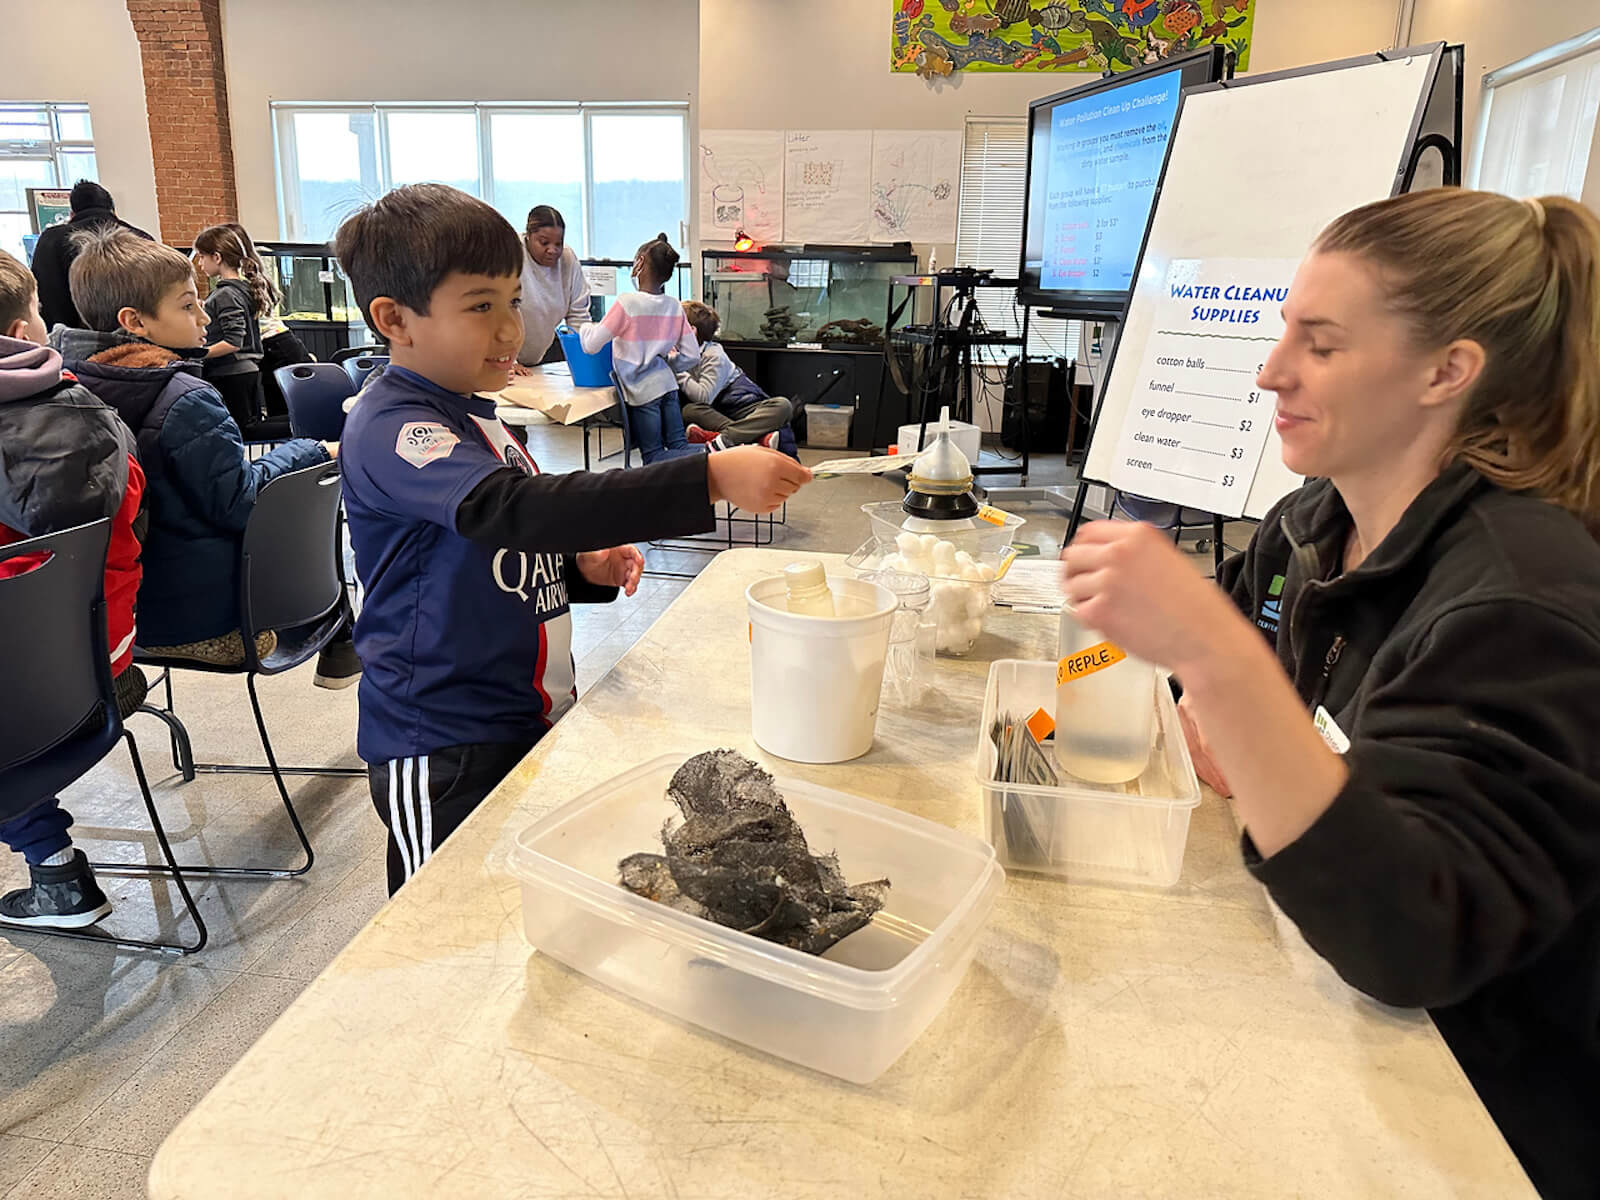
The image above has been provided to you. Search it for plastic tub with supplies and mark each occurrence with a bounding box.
[976,660,1201,888]
[511,754,1005,1083]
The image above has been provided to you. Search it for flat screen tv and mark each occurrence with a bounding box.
[1020,46,1226,316]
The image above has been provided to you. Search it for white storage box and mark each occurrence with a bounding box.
[804,403,853,448]
[897,418,981,467]
[511,755,1005,1083]
[977,661,1201,888]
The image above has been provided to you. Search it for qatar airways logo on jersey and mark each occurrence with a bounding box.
[492,550,568,613]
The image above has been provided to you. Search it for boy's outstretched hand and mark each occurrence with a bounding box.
[577,545,644,596]
[706,446,812,514]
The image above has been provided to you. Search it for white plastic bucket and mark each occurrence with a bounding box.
[747,575,897,763]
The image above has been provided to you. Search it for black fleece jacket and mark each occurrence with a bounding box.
[1218,463,1600,1199]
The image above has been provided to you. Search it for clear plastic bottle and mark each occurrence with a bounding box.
[783,560,837,617]
[1054,607,1155,783]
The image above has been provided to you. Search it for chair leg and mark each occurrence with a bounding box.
[97,673,328,880]
[38,733,207,956]
[136,703,195,782]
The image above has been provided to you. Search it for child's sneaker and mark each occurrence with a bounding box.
[0,851,113,929]
[758,431,779,450]
[685,423,719,445]
[314,637,362,690]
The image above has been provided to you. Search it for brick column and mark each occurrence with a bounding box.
[126,0,238,244]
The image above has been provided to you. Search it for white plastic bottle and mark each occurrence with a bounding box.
[783,560,837,617]
[1054,607,1155,783]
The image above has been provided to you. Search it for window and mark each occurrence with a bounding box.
[955,117,1076,363]
[0,103,97,264]
[1470,25,1600,204]
[273,103,689,254]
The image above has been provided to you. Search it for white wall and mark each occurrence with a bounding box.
[222,0,700,237]
[0,0,159,237]
[1413,0,1600,174]
[698,0,1402,265]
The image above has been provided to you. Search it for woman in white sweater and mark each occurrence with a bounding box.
[511,205,592,373]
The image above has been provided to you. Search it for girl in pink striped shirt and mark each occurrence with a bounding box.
[578,235,703,463]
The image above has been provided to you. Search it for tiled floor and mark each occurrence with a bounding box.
[0,419,1240,1198]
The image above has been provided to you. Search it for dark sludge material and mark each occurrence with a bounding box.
[618,750,890,955]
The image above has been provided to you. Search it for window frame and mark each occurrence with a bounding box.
[1468,23,1600,208]
[271,100,691,253]
[0,103,97,260]
[955,115,1078,365]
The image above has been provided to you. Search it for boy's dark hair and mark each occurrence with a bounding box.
[636,233,679,287]
[682,300,719,344]
[0,249,37,330]
[525,205,565,235]
[335,184,522,337]
[70,180,115,214]
[68,226,195,333]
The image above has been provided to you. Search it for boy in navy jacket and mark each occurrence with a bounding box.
[334,185,808,893]
[50,228,347,678]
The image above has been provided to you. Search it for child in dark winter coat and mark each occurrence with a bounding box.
[0,250,144,930]
[50,227,350,679]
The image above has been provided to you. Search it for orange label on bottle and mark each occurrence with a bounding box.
[975,505,1009,527]
[1057,641,1127,685]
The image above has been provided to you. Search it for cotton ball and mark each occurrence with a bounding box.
[976,563,997,582]
[895,531,921,558]
[963,586,987,620]
[932,543,958,575]
[962,617,984,646]
[954,550,975,570]
[958,562,983,582]
[918,534,940,557]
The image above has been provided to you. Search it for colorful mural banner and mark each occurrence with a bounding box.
[891,0,1256,77]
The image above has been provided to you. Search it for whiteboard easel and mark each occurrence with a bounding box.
[1075,45,1455,526]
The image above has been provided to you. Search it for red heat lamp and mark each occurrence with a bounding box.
[733,229,758,252]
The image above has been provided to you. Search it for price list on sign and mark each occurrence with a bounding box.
[1109,257,1299,516]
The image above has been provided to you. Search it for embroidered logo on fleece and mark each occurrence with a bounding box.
[1258,572,1285,635]
[395,422,459,468]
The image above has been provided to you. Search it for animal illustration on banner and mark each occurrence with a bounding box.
[891,0,1255,77]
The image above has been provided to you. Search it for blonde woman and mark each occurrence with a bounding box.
[1062,189,1600,1198]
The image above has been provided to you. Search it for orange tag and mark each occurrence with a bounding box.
[1057,641,1127,685]
[748,622,752,643]
[975,505,1009,527]
[1025,706,1055,743]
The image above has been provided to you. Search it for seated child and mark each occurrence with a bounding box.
[677,300,795,456]
[333,184,809,893]
[0,249,144,929]
[577,234,702,464]
[48,228,352,681]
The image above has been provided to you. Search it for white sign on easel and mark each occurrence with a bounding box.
[1108,257,1296,517]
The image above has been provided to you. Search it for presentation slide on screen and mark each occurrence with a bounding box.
[1039,70,1182,294]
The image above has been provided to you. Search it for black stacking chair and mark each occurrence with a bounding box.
[341,354,389,393]
[276,363,353,442]
[136,462,362,880]
[0,520,205,955]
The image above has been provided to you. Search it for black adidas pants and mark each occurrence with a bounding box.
[366,740,536,895]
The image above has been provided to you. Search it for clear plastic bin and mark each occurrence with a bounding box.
[977,661,1201,888]
[510,755,1005,1083]
[846,536,1015,657]
[804,403,853,448]
[859,500,1025,563]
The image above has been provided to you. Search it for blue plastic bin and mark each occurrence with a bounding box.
[557,327,614,387]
